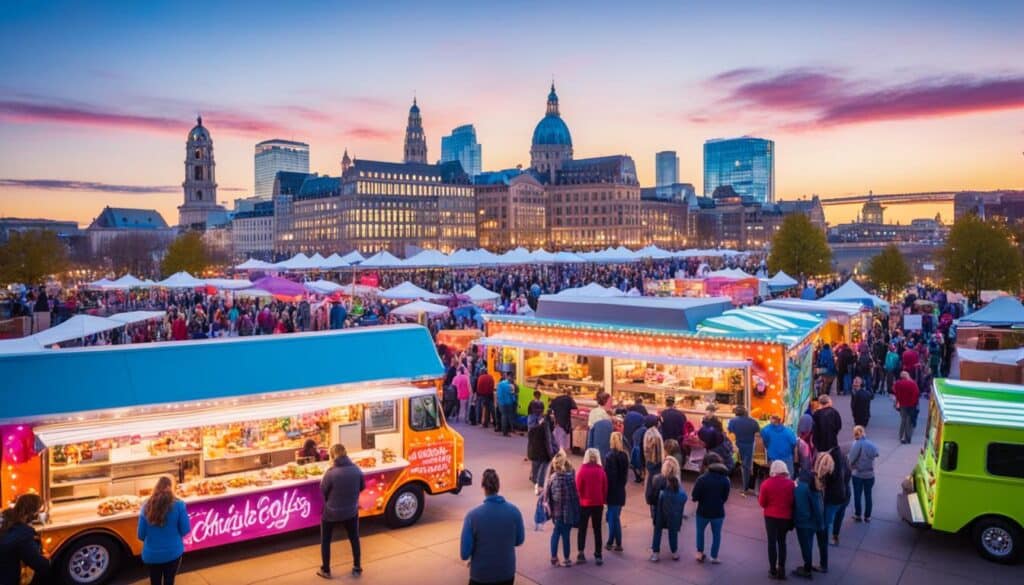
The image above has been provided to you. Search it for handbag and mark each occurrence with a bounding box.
[534,494,550,524]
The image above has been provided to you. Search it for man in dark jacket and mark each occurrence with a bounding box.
[548,388,577,437]
[659,397,686,444]
[318,444,366,579]
[850,377,872,427]
[460,469,525,585]
[811,395,842,452]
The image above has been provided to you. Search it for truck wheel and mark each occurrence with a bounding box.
[386,484,424,528]
[972,517,1022,564]
[57,534,122,584]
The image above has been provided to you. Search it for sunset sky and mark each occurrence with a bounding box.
[1,1,1022,227]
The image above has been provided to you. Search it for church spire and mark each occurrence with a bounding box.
[341,148,352,174]
[403,97,427,164]
[546,83,560,116]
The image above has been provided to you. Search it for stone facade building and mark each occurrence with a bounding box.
[231,200,275,259]
[475,169,547,251]
[87,206,175,254]
[178,117,227,228]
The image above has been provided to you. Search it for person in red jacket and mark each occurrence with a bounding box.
[893,371,921,444]
[475,370,496,429]
[575,448,608,566]
[759,460,795,580]
[170,313,187,341]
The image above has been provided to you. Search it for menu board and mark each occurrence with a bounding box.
[364,401,397,434]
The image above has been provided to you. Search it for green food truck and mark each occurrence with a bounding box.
[899,379,1024,563]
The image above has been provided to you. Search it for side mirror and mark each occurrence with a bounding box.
[941,441,958,472]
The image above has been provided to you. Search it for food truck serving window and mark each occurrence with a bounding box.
[524,349,605,398]
[612,359,747,412]
[410,394,441,431]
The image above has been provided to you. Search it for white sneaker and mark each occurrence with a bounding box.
[649,553,660,562]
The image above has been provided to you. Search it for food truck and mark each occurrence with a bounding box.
[760,299,869,345]
[0,325,470,584]
[898,379,1024,564]
[482,297,821,468]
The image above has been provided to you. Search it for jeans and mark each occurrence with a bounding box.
[321,516,361,571]
[899,406,916,442]
[550,520,572,558]
[832,501,848,537]
[530,460,550,487]
[147,557,181,585]
[478,395,494,428]
[652,526,679,554]
[578,505,604,557]
[842,372,852,394]
[459,398,469,423]
[852,476,875,518]
[499,402,517,434]
[695,514,723,558]
[737,442,755,491]
[764,517,789,572]
[796,527,815,569]
[606,505,623,547]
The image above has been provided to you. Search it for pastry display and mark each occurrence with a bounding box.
[381,448,397,464]
[97,497,139,516]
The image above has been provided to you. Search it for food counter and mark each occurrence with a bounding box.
[611,359,748,414]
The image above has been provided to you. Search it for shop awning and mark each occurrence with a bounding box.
[34,385,433,447]
[477,336,750,369]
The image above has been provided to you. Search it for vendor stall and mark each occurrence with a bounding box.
[0,326,470,584]
[760,298,869,345]
[481,298,821,433]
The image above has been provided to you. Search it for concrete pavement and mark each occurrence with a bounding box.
[112,392,1020,584]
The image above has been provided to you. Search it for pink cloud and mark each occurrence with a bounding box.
[699,68,1024,131]
[345,126,397,141]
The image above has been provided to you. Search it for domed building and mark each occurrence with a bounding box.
[530,84,573,181]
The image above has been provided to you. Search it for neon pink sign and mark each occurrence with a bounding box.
[183,483,322,551]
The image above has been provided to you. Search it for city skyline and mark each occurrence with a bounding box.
[1,1,1022,227]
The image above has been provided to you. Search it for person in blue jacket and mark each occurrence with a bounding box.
[690,453,731,564]
[137,477,191,585]
[792,470,824,580]
[460,469,525,585]
[650,474,688,562]
[761,414,798,478]
[496,374,519,437]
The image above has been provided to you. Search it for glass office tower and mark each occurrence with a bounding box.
[703,137,774,203]
[440,125,482,178]
[254,139,310,199]
[655,151,679,188]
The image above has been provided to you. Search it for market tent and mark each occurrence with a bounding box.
[403,249,450,268]
[86,278,113,289]
[340,250,366,265]
[636,245,674,260]
[321,253,349,269]
[203,278,252,290]
[447,249,482,267]
[101,274,147,290]
[765,271,799,288]
[464,284,500,303]
[959,296,1024,327]
[235,258,276,270]
[556,282,625,297]
[156,271,205,288]
[552,251,586,264]
[30,315,124,347]
[530,249,557,263]
[390,300,450,317]
[497,247,533,265]
[381,281,446,301]
[275,253,316,271]
[244,276,307,299]
[760,298,863,320]
[0,336,43,354]
[334,283,380,296]
[821,279,890,311]
[361,250,404,268]
[707,267,752,279]
[626,287,642,297]
[308,253,328,269]
[981,290,1009,303]
[305,279,344,295]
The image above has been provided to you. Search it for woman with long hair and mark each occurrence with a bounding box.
[603,432,630,553]
[0,493,50,585]
[544,451,580,567]
[137,476,191,585]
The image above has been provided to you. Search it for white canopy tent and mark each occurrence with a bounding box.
[552,251,586,264]
[275,253,316,271]
[234,258,277,271]
[707,267,753,279]
[636,245,674,260]
[304,279,344,295]
[86,278,113,290]
[765,271,799,288]
[156,271,205,288]
[308,253,328,269]
[100,274,148,290]
[321,253,349,269]
[0,311,167,354]
[464,284,500,303]
[340,250,366,265]
[529,249,558,263]
[821,279,891,311]
[380,281,447,301]
[390,300,450,317]
[556,282,626,298]
[497,247,533,265]
[403,249,450,268]
[203,278,252,290]
[360,250,404,268]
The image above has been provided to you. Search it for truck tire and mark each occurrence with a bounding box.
[972,517,1022,564]
[56,533,123,584]
[385,484,424,528]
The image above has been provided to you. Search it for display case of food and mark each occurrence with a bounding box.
[611,359,748,415]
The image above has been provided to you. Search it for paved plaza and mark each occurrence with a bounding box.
[112,394,1019,585]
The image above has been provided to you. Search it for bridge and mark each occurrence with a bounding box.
[819,191,957,206]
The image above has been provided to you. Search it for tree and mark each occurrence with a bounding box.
[767,214,832,281]
[0,230,69,285]
[102,232,166,277]
[941,214,1023,304]
[161,231,210,277]
[866,244,911,300]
